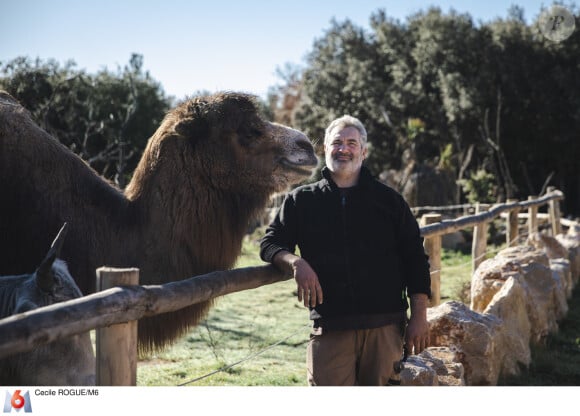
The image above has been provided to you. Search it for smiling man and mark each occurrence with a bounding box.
[260,115,431,386]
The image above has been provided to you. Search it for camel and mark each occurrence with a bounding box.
[0,90,318,352]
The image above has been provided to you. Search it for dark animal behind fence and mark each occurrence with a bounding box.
[0,91,318,353]
[0,223,95,385]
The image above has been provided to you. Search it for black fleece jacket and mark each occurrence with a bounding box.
[260,166,431,324]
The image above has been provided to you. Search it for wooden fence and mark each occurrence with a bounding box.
[0,188,565,385]
[420,187,564,305]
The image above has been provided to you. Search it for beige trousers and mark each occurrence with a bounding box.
[306,324,404,386]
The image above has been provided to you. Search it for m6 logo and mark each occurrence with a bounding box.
[3,391,32,413]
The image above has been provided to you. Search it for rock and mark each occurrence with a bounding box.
[399,347,465,386]
[471,245,559,342]
[428,301,503,385]
[556,232,580,285]
[423,347,465,386]
[442,232,466,250]
[399,356,438,386]
[470,255,522,312]
[550,259,571,318]
[521,261,560,340]
[484,275,531,378]
[527,232,569,260]
[495,245,550,266]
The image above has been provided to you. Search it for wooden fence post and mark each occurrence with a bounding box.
[421,214,442,307]
[472,203,488,275]
[506,199,520,247]
[528,195,539,236]
[96,267,139,386]
[547,187,562,236]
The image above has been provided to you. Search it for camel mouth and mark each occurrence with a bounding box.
[279,158,317,177]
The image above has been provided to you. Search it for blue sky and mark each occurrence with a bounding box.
[1,0,554,100]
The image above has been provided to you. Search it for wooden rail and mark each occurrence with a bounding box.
[419,187,564,306]
[0,265,289,360]
[0,188,565,384]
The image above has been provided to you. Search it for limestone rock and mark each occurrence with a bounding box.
[520,261,559,340]
[550,259,571,319]
[556,232,580,285]
[527,233,572,315]
[428,301,503,385]
[399,357,438,386]
[419,347,465,386]
[484,275,531,377]
[495,245,550,266]
[399,346,466,386]
[470,246,550,314]
[442,231,466,250]
[470,256,521,312]
[527,232,569,260]
[470,245,559,342]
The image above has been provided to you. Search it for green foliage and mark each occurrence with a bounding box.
[0,54,170,185]
[438,143,454,171]
[458,169,497,204]
[406,117,426,141]
[285,5,580,214]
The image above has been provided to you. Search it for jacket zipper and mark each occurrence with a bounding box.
[341,193,354,301]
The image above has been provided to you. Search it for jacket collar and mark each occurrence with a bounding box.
[321,166,373,190]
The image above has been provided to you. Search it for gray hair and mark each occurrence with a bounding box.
[324,115,368,147]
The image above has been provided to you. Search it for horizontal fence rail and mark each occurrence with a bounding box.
[0,265,290,359]
[0,188,566,382]
[420,189,564,237]
[419,188,564,306]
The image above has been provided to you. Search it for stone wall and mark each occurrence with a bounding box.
[399,222,580,386]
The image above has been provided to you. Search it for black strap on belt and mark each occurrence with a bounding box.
[386,345,409,386]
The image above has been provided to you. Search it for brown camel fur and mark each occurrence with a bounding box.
[0,91,318,352]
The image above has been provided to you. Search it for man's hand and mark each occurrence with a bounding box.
[272,251,323,307]
[292,257,323,307]
[405,294,430,354]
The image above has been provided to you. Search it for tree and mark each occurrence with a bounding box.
[275,5,580,213]
[295,16,400,176]
[0,54,170,186]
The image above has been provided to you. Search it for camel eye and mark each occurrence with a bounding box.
[248,127,262,137]
[238,125,264,147]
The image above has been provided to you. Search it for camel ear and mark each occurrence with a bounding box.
[174,116,209,140]
[174,100,211,141]
[36,223,68,292]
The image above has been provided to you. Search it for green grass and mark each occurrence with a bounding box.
[439,248,474,303]
[137,234,475,386]
[137,233,311,386]
[136,278,310,386]
[136,229,580,386]
[498,282,580,385]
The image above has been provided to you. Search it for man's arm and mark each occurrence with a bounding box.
[405,293,430,354]
[259,194,323,307]
[272,250,323,308]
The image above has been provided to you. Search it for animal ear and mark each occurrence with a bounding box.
[173,100,211,140]
[36,223,68,292]
[174,116,209,140]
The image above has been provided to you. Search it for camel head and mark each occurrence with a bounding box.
[126,92,318,200]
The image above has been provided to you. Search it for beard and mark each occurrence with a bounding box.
[326,153,363,178]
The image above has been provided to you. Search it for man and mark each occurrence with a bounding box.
[260,115,431,386]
